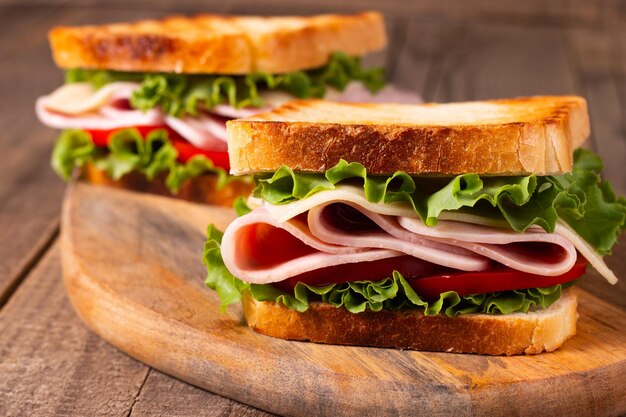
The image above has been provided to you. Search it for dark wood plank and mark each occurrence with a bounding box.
[0,243,150,417]
[392,19,466,99]
[1,0,622,26]
[130,370,275,417]
[609,26,626,156]
[0,5,182,305]
[566,27,626,195]
[0,6,68,305]
[430,24,578,101]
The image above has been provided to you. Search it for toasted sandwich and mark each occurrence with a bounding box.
[203,97,626,355]
[36,12,420,206]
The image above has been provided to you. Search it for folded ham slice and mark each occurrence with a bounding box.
[221,206,402,284]
[397,217,577,276]
[36,82,230,151]
[221,186,605,285]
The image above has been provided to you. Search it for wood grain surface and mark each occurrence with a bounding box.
[60,182,626,417]
[1,1,625,415]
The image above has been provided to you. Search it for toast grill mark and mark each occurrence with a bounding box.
[87,34,175,63]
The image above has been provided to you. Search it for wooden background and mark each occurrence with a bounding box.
[0,1,625,416]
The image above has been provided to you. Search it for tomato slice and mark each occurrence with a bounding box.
[83,125,230,170]
[273,255,447,293]
[273,255,588,299]
[406,257,588,300]
[170,137,230,169]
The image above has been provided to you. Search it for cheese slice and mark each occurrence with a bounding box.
[42,82,140,115]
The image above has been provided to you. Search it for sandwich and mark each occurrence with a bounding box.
[36,12,419,206]
[203,97,626,355]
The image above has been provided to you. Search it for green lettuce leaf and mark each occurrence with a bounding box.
[203,225,250,312]
[550,150,626,255]
[233,197,252,216]
[50,128,238,193]
[64,52,386,117]
[51,130,97,180]
[249,274,566,316]
[253,150,626,254]
[202,226,566,315]
[165,155,229,192]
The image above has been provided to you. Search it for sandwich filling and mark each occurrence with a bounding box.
[204,149,626,315]
[37,53,418,189]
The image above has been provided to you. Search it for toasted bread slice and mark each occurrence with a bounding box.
[242,287,578,355]
[227,96,590,176]
[81,162,253,207]
[49,12,386,74]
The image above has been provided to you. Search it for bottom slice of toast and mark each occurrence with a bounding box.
[242,287,578,355]
[82,162,253,207]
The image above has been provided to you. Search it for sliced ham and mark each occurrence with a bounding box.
[222,186,619,285]
[307,203,489,271]
[554,221,618,284]
[398,217,577,276]
[221,206,401,284]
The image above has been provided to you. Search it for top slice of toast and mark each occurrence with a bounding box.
[48,12,386,75]
[226,96,590,176]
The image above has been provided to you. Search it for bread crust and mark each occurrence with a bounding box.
[81,162,253,207]
[48,12,386,74]
[242,287,579,355]
[227,96,590,176]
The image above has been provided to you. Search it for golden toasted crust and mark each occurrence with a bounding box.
[227,96,590,176]
[242,287,578,355]
[81,162,253,207]
[48,12,386,74]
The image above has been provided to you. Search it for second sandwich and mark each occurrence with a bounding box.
[37,12,419,205]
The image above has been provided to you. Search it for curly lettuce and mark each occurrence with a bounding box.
[65,52,386,117]
[253,149,626,255]
[202,224,566,315]
[50,128,239,192]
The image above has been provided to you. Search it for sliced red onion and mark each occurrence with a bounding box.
[164,115,228,151]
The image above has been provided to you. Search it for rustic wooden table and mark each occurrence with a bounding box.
[0,1,624,416]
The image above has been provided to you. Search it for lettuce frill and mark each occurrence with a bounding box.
[65,52,386,117]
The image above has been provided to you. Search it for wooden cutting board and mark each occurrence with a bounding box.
[61,182,626,417]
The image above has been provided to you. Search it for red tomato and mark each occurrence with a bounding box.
[169,137,230,169]
[274,256,587,298]
[405,257,588,300]
[237,223,317,270]
[84,125,230,170]
[273,256,447,293]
